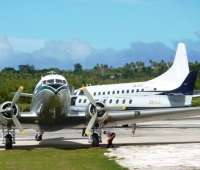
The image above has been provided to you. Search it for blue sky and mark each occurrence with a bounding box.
[0,0,200,70]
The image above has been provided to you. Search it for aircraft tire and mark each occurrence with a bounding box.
[92,133,99,147]
[5,134,12,150]
[35,134,42,141]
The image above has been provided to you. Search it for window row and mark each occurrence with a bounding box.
[78,98,134,104]
[43,79,67,85]
[93,89,144,96]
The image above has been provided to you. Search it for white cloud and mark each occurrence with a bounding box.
[0,34,12,50]
[8,37,46,53]
[194,31,200,39]
[33,39,93,62]
[0,33,200,70]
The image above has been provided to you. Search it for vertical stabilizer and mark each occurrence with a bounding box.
[148,43,189,90]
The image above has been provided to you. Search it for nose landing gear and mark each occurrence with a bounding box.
[35,132,44,141]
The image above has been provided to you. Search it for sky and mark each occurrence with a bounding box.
[0,0,200,71]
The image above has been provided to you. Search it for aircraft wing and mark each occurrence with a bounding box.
[20,110,38,117]
[20,93,33,97]
[11,92,33,97]
[106,107,200,125]
[69,106,200,126]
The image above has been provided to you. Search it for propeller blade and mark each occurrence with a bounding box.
[12,115,25,134]
[0,109,6,113]
[81,86,97,107]
[11,86,24,108]
[102,106,126,111]
[85,113,97,135]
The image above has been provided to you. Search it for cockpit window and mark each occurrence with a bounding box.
[79,90,85,95]
[43,79,67,85]
[47,79,54,84]
[56,79,63,84]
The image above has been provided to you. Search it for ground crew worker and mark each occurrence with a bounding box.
[103,130,116,148]
[131,123,137,137]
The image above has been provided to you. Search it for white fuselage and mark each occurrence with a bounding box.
[72,94,192,109]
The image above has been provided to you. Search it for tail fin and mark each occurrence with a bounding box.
[148,43,189,89]
[160,71,198,95]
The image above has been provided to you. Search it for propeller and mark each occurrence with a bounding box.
[0,86,25,135]
[81,86,126,135]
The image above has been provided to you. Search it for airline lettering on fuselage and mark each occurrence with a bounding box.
[149,100,162,104]
[133,84,143,88]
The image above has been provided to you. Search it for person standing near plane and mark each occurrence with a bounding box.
[131,123,137,137]
[103,130,116,148]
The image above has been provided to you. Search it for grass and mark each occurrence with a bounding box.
[18,103,30,111]
[0,148,128,170]
[191,97,200,106]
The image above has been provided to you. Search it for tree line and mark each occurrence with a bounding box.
[0,60,200,104]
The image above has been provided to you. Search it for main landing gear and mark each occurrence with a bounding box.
[88,124,103,147]
[2,124,16,150]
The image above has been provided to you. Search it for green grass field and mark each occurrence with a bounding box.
[0,148,127,170]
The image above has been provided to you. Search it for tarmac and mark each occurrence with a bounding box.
[1,117,200,169]
[0,117,200,149]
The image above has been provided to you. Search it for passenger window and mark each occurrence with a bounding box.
[84,99,87,103]
[122,100,125,104]
[98,92,101,95]
[154,88,157,91]
[131,89,134,93]
[117,90,119,94]
[122,90,124,94]
[136,89,139,92]
[112,91,115,94]
[116,99,119,104]
[127,90,129,93]
[94,92,96,96]
[129,100,132,104]
[108,91,110,95]
[79,99,82,103]
[103,92,105,95]
[103,99,107,103]
[109,99,112,104]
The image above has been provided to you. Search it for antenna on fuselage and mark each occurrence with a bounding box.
[47,71,57,75]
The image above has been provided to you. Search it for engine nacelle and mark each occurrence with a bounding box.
[0,101,20,125]
[85,101,108,124]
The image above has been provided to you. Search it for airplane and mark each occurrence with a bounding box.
[74,43,189,97]
[0,43,200,150]
[70,71,198,110]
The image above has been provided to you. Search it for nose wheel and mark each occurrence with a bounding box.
[35,132,44,141]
